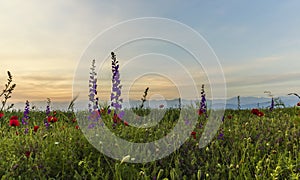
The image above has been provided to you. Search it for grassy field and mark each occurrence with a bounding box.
[0,107,299,179]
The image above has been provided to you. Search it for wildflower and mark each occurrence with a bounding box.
[25,151,31,158]
[257,111,264,117]
[24,128,29,134]
[16,131,19,135]
[270,97,274,111]
[227,115,232,119]
[47,116,58,123]
[251,108,260,115]
[124,121,129,126]
[75,125,79,129]
[0,112,4,118]
[9,116,20,126]
[22,100,30,125]
[44,98,51,128]
[87,60,101,129]
[297,102,300,106]
[72,118,76,123]
[198,84,207,117]
[33,126,39,132]
[159,104,164,109]
[218,132,224,140]
[191,131,197,139]
[88,59,98,113]
[110,52,124,117]
[46,98,51,116]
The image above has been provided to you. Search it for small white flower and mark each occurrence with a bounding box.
[54,142,59,145]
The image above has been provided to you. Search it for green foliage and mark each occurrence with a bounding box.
[0,108,299,179]
[0,71,16,111]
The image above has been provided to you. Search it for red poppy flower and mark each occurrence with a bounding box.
[227,115,232,119]
[16,131,19,135]
[9,116,20,126]
[75,125,79,129]
[25,151,31,158]
[72,118,76,123]
[257,111,264,117]
[191,131,197,139]
[198,109,204,116]
[33,126,39,132]
[159,104,164,108]
[251,109,264,117]
[297,102,300,106]
[47,116,58,123]
[0,112,4,118]
[124,121,129,126]
[251,109,260,115]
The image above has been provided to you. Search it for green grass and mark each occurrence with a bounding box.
[0,107,299,179]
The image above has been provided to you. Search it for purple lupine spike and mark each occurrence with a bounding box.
[198,84,207,117]
[270,97,274,111]
[87,59,101,128]
[22,100,30,125]
[44,98,51,128]
[110,52,125,125]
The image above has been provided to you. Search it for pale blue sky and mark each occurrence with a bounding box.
[0,1,299,102]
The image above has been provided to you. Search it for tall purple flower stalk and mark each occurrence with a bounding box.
[44,98,50,128]
[270,97,274,111]
[87,59,101,129]
[22,100,30,125]
[110,52,124,120]
[199,84,207,117]
[88,59,99,113]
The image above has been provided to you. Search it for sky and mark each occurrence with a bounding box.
[0,1,300,105]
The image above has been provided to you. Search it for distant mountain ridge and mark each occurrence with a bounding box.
[10,96,300,111]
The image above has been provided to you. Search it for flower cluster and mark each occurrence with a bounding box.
[251,108,264,117]
[44,98,51,128]
[110,52,123,111]
[198,84,207,116]
[22,100,30,125]
[87,59,101,129]
[88,59,99,113]
[110,52,125,125]
[270,97,274,111]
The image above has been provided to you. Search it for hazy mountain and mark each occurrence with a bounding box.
[9,95,299,111]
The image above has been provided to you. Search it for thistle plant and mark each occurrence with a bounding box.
[0,71,16,111]
[110,52,124,121]
[140,87,149,109]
